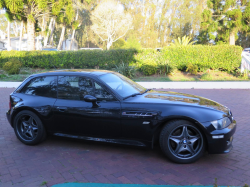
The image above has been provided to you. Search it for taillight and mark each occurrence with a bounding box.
[9,101,11,109]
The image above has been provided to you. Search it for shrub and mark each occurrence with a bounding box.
[186,63,198,75]
[3,59,22,75]
[111,38,126,49]
[0,45,242,75]
[0,49,137,69]
[200,72,213,80]
[140,59,158,75]
[157,55,176,75]
[113,61,136,78]
[162,45,242,73]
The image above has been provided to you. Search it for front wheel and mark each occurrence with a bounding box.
[13,110,47,145]
[160,120,205,164]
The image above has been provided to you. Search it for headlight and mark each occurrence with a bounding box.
[211,117,231,130]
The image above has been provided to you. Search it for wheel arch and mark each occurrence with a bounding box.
[11,107,46,130]
[152,116,208,149]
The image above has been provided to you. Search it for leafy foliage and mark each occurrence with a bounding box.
[140,59,158,76]
[186,63,198,75]
[162,45,242,73]
[200,0,250,45]
[3,59,22,74]
[170,36,196,46]
[113,61,136,78]
[0,49,137,69]
[0,46,242,75]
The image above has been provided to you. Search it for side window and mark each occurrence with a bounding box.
[58,76,81,100]
[20,76,57,98]
[57,76,115,101]
[94,82,115,101]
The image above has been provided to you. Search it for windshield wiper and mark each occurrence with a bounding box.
[123,89,151,100]
[123,93,142,100]
[142,89,151,94]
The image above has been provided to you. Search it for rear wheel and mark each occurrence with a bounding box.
[13,110,47,145]
[160,120,205,164]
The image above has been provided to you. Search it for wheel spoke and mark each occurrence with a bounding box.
[27,129,34,138]
[174,144,185,154]
[189,135,200,145]
[169,136,182,144]
[181,126,190,138]
[32,127,38,131]
[186,144,196,155]
[22,128,29,135]
[28,116,33,125]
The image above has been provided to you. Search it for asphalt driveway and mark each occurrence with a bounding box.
[0,88,250,187]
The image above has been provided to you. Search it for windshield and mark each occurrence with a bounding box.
[99,73,146,97]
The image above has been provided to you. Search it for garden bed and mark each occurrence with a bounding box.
[0,68,248,82]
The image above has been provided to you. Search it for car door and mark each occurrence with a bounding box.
[53,75,122,138]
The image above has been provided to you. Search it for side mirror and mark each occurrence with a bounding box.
[84,95,100,107]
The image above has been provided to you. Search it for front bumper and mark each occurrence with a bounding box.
[202,121,236,154]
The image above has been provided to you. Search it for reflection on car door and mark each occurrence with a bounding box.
[53,76,122,138]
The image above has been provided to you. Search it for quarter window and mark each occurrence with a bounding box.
[20,76,57,98]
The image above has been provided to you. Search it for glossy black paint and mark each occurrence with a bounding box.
[6,69,236,154]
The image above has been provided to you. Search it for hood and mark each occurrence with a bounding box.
[125,90,230,114]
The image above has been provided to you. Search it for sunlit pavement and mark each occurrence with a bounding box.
[0,88,250,187]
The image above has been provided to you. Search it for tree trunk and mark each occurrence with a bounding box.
[229,31,235,45]
[14,21,18,37]
[27,18,36,51]
[57,26,66,50]
[70,9,79,50]
[44,18,53,47]
[49,19,55,45]
[19,21,23,51]
[107,41,112,50]
[70,30,76,50]
[7,21,11,50]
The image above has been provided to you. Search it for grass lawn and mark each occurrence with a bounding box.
[0,68,249,82]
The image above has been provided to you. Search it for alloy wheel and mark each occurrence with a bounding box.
[17,115,38,141]
[168,124,203,159]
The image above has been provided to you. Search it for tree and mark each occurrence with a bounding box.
[91,0,132,50]
[200,0,250,45]
[0,0,74,51]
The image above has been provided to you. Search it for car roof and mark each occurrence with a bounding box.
[32,69,113,77]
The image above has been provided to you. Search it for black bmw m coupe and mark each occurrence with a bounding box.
[6,70,236,163]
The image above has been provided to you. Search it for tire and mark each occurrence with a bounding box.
[159,120,205,164]
[13,110,47,145]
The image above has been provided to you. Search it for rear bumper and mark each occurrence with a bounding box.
[203,121,236,154]
[6,109,12,127]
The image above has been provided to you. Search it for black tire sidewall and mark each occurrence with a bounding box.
[13,110,46,145]
[160,120,205,164]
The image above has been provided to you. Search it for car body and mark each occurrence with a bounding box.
[42,48,58,51]
[244,48,250,53]
[6,70,236,163]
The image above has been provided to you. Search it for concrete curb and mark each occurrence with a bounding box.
[0,81,249,89]
[137,81,250,89]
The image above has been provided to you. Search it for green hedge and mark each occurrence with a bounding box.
[0,49,137,69]
[162,45,242,72]
[0,45,242,73]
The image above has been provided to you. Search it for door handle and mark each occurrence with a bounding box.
[57,107,67,112]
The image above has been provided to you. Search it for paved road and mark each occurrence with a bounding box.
[0,88,250,187]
